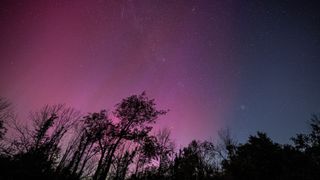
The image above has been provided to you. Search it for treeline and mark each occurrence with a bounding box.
[0,93,319,180]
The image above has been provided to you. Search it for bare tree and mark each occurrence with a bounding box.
[63,110,112,178]
[154,128,175,176]
[0,98,13,140]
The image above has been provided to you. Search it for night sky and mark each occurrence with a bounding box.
[1,0,320,146]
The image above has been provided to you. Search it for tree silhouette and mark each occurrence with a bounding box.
[0,104,82,179]
[1,94,320,180]
[290,114,320,179]
[154,128,175,178]
[61,110,111,179]
[172,140,217,180]
[0,98,12,140]
[223,130,320,180]
[223,132,283,180]
[93,92,167,180]
[0,93,168,180]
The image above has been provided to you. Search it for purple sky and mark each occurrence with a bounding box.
[1,0,320,145]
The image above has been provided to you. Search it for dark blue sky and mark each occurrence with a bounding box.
[226,0,320,143]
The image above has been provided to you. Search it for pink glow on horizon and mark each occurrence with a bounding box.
[0,0,238,146]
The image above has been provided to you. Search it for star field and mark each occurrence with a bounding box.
[0,0,320,145]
